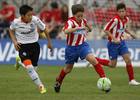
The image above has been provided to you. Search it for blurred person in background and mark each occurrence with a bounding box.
[0,1,16,38]
[39,1,62,39]
[39,2,53,39]
[61,4,68,23]
[0,1,15,39]
[56,4,69,39]
[49,1,61,39]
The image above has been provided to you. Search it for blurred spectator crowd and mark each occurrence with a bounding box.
[0,0,140,40]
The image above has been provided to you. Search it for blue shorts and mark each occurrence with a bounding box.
[107,40,129,60]
[65,42,92,64]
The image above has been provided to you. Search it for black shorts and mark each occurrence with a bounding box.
[19,42,40,67]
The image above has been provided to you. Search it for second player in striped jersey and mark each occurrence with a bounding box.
[54,4,111,93]
[94,3,140,85]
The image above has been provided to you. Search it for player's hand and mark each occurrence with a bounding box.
[77,26,89,32]
[14,41,21,51]
[47,42,53,49]
[84,27,90,32]
[131,34,137,39]
[74,27,87,35]
[76,27,85,30]
[47,42,53,55]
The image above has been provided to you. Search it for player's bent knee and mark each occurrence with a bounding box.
[64,67,72,74]
[23,59,32,68]
[125,59,131,64]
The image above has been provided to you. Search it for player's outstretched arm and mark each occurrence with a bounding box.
[64,27,88,34]
[85,23,92,32]
[104,30,120,44]
[125,29,137,39]
[64,27,78,34]
[9,29,21,51]
[44,27,53,51]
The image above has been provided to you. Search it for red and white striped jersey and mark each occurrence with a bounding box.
[63,17,87,46]
[104,15,129,42]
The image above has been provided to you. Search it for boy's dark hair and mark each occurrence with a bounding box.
[116,3,126,11]
[2,1,8,5]
[51,2,58,9]
[19,5,33,16]
[71,4,84,15]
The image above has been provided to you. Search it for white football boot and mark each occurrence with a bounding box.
[129,79,140,86]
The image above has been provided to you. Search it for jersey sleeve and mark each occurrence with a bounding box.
[104,18,118,31]
[83,18,87,25]
[10,20,16,30]
[33,16,46,31]
[63,20,73,31]
[126,17,130,24]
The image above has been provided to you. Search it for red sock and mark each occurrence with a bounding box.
[96,57,110,66]
[126,64,134,81]
[93,63,106,78]
[56,69,67,84]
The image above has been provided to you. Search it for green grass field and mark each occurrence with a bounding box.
[0,65,140,100]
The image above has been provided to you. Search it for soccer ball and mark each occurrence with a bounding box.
[97,77,111,92]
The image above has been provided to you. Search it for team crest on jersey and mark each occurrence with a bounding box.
[30,23,33,27]
[30,23,35,32]
[117,29,125,34]
[22,52,27,56]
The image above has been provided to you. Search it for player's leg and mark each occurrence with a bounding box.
[19,43,46,94]
[54,46,78,93]
[80,42,106,77]
[54,64,74,93]
[15,53,24,70]
[30,42,46,93]
[15,55,22,70]
[120,41,140,85]
[95,57,110,66]
[56,64,74,84]
[86,54,106,77]
[86,57,117,68]
[30,42,40,71]
[83,43,111,93]
[108,59,117,68]
[122,53,140,85]
[88,42,118,68]
[102,42,119,68]
[23,59,46,93]
[86,54,111,93]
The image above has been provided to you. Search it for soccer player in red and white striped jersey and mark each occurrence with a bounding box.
[95,3,140,85]
[104,13,129,42]
[54,4,111,93]
[64,16,88,46]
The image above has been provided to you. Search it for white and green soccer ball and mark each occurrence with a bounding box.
[97,77,111,92]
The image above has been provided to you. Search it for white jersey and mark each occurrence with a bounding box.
[10,16,46,44]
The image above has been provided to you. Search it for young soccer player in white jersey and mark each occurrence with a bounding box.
[9,5,53,94]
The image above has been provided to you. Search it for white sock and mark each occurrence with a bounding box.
[26,65,42,86]
[34,66,38,71]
